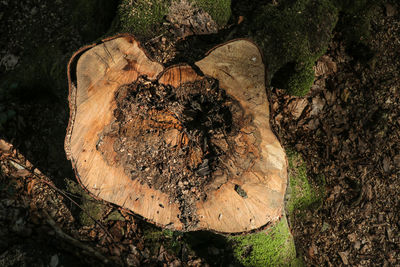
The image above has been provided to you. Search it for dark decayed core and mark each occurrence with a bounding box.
[96,75,253,224]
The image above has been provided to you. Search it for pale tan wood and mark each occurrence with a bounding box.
[66,36,287,233]
[66,36,183,230]
[195,40,287,233]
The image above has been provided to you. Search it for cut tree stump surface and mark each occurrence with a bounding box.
[65,34,287,233]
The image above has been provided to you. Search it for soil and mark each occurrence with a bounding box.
[97,75,244,226]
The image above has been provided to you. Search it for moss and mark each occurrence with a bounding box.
[229,217,298,266]
[142,225,183,255]
[246,0,338,95]
[285,150,324,216]
[286,60,316,96]
[334,0,381,64]
[118,0,169,38]
[65,179,108,226]
[188,0,231,26]
[117,0,231,38]
[105,210,125,222]
[272,60,316,97]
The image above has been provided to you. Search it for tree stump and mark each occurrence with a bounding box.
[65,34,287,233]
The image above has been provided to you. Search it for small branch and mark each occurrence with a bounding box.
[6,158,115,241]
[42,210,110,265]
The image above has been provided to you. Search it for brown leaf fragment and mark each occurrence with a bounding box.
[338,251,349,265]
[382,157,391,173]
[0,139,12,152]
[16,168,30,178]
[311,97,325,116]
[287,98,308,119]
[314,55,337,76]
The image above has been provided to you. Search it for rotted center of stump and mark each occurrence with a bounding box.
[97,75,252,226]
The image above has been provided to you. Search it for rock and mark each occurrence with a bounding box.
[382,157,391,173]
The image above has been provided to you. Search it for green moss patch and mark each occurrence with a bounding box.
[229,217,297,266]
[245,0,338,95]
[65,179,108,226]
[335,0,380,64]
[118,0,169,38]
[188,0,231,26]
[285,150,324,216]
[227,149,325,266]
[142,225,183,255]
[125,148,323,265]
[118,0,231,38]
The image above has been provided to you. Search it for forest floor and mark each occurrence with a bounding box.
[0,0,399,266]
[270,8,400,265]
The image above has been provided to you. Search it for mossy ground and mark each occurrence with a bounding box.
[65,179,109,226]
[118,0,169,38]
[285,149,324,216]
[154,149,322,266]
[237,0,383,96]
[188,0,231,26]
[143,226,184,256]
[226,149,322,266]
[229,217,297,267]
[0,0,385,264]
[241,0,338,96]
[117,0,231,38]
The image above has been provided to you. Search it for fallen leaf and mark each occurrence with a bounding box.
[314,55,337,76]
[338,251,349,265]
[311,97,325,116]
[0,139,12,152]
[287,98,308,119]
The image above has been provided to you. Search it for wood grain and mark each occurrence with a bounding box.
[66,35,287,233]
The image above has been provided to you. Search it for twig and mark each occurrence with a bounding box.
[42,209,110,265]
[6,158,115,241]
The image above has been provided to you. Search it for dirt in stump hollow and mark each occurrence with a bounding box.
[97,75,245,226]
